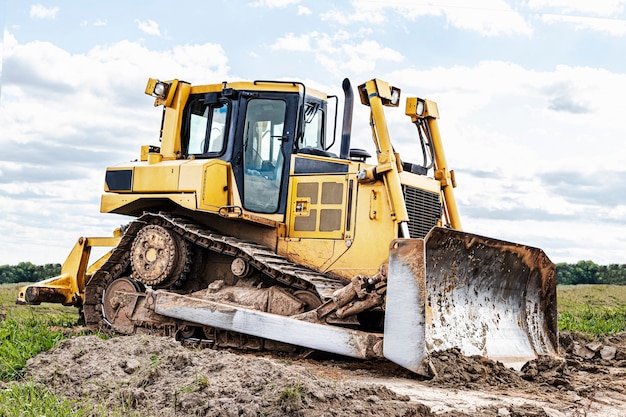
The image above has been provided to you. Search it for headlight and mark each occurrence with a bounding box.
[405,97,439,120]
[145,78,179,107]
[154,82,168,98]
[390,88,401,106]
[415,99,424,116]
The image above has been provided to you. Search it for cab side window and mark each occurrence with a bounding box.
[301,105,324,150]
[185,97,228,156]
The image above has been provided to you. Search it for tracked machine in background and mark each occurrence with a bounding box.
[17,77,558,376]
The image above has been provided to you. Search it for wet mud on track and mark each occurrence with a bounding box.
[11,332,626,416]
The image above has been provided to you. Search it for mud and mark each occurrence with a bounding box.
[17,332,626,416]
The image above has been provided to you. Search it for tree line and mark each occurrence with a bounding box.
[0,262,61,285]
[0,260,625,286]
[555,261,626,285]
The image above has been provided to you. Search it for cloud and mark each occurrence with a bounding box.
[541,170,626,207]
[81,19,108,27]
[297,5,312,15]
[0,33,230,264]
[0,32,231,184]
[249,0,300,7]
[271,32,314,52]
[543,82,591,113]
[547,95,590,114]
[271,30,403,75]
[321,0,532,36]
[29,4,60,19]
[541,13,626,35]
[528,0,626,34]
[135,19,162,37]
[528,0,626,17]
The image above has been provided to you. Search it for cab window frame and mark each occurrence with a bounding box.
[182,93,230,158]
[296,98,328,153]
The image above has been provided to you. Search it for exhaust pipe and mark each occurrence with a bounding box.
[339,78,353,160]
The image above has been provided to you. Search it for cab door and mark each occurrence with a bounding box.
[232,93,299,216]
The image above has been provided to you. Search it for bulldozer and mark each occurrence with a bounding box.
[17,77,558,376]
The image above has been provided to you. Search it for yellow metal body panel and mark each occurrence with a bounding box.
[160,82,190,159]
[322,180,396,278]
[101,192,197,213]
[188,81,327,101]
[278,153,399,280]
[177,160,204,192]
[287,175,348,240]
[133,162,181,192]
[201,161,230,210]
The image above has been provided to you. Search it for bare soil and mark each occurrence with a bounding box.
[17,332,626,416]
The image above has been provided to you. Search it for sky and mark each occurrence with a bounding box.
[1,0,626,266]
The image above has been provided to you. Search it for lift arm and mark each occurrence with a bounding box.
[16,234,121,306]
[358,79,411,237]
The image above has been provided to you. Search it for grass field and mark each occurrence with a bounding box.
[557,284,626,335]
[0,283,81,381]
[1,282,625,415]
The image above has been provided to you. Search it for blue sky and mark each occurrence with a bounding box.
[1,0,626,265]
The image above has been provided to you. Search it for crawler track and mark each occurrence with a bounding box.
[83,212,347,337]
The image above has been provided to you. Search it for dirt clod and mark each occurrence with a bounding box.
[429,348,525,389]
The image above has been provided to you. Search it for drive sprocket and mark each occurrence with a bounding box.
[130,224,188,288]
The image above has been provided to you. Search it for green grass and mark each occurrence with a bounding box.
[0,381,145,417]
[0,283,147,416]
[0,381,86,416]
[557,284,626,335]
[0,283,81,381]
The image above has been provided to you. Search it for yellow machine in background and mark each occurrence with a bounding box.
[18,77,558,376]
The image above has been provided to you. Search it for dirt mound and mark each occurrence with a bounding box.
[17,332,626,416]
[24,335,433,417]
[428,348,527,389]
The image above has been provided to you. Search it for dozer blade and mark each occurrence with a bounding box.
[384,227,558,376]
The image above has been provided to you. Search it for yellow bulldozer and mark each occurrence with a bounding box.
[17,77,558,376]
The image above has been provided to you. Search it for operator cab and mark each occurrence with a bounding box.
[179,82,332,215]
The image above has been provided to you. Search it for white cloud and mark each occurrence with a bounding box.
[528,0,626,34]
[541,13,626,35]
[322,0,532,36]
[81,19,107,27]
[528,0,626,17]
[249,0,300,8]
[297,5,312,15]
[271,30,403,75]
[0,32,231,264]
[29,4,60,19]
[135,19,162,37]
[271,32,315,52]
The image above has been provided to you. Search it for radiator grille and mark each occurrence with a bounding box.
[403,186,442,238]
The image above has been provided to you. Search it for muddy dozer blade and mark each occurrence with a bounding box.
[383,227,558,376]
